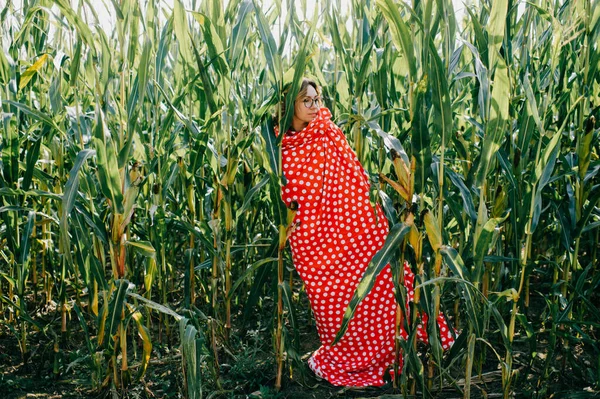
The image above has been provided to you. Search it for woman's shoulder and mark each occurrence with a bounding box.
[320,109,344,133]
[319,106,332,119]
[313,107,335,128]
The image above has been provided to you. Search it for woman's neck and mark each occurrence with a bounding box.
[291,117,309,132]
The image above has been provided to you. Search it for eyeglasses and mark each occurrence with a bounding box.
[301,97,322,108]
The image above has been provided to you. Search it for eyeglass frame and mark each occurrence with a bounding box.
[299,96,322,109]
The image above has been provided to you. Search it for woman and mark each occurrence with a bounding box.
[278,78,454,387]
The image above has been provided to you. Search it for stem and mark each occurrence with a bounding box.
[225,237,232,339]
[212,185,221,311]
[482,266,489,298]
[275,225,285,390]
[189,233,195,306]
[73,89,84,148]
[20,313,27,361]
[464,331,475,399]
[394,242,408,388]
[211,185,222,376]
[211,319,220,383]
[187,179,196,309]
[53,340,60,378]
[120,320,128,375]
[394,304,403,389]
[437,139,446,245]
[8,254,14,324]
[42,215,48,304]
[32,222,37,304]
[427,355,434,391]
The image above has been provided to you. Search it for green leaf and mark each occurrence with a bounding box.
[465,7,488,68]
[180,320,203,399]
[190,38,218,114]
[495,149,518,190]
[103,280,129,347]
[155,16,174,86]
[1,109,18,185]
[279,25,314,136]
[476,56,509,187]
[524,2,552,22]
[126,240,156,259]
[53,0,97,56]
[269,174,287,228]
[120,39,152,168]
[128,292,183,321]
[253,0,282,82]
[89,254,108,291]
[236,175,269,217]
[60,149,96,258]
[92,107,124,214]
[428,38,452,147]
[333,222,410,345]
[577,121,595,180]
[228,257,277,300]
[227,0,253,69]
[19,53,48,90]
[461,40,490,121]
[0,41,9,85]
[173,0,193,65]
[5,100,62,134]
[327,9,347,63]
[530,133,561,233]
[73,303,96,357]
[0,206,31,214]
[69,38,83,87]
[17,211,35,294]
[156,83,204,137]
[473,213,510,278]
[173,219,215,257]
[423,210,442,251]
[446,169,477,222]
[575,184,600,238]
[376,0,417,82]
[522,72,545,137]
[280,280,300,348]
[131,310,152,380]
[440,245,471,281]
[190,12,228,75]
[440,246,483,335]
[20,211,35,266]
[487,0,508,70]
[411,89,432,193]
[0,187,62,200]
[261,117,279,176]
[367,120,410,166]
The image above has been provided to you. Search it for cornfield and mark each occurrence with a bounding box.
[1,0,599,397]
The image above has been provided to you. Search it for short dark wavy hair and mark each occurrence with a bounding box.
[273,77,320,128]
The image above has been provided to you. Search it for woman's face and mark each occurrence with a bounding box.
[293,85,320,128]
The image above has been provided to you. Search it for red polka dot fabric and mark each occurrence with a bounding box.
[280,107,455,387]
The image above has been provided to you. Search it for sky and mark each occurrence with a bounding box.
[49,0,470,38]
[5,0,471,54]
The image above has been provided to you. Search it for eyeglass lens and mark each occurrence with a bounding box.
[302,97,321,108]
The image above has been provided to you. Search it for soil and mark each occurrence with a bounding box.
[0,276,598,399]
